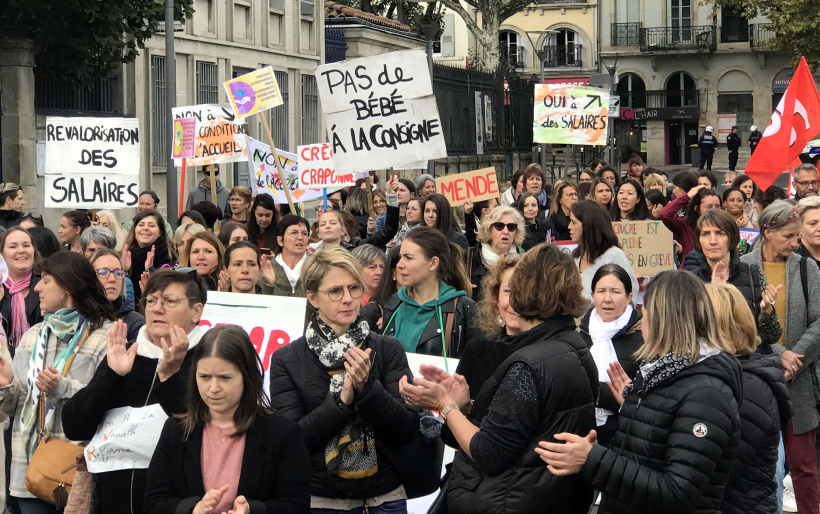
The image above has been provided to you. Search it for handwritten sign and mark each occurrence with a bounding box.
[84,404,168,472]
[315,49,447,174]
[223,67,284,119]
[435,167,499,207]
[172,104,248,167]
[44,117,140,208]
[171,117,197,159]
[533,84,610,146]
[739,228,759,244]
[612,220,674,276]
[247,136,335,204]
[297,143,366,188]
[200,292,307,393]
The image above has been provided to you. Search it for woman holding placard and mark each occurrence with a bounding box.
[62,269,208,514]
[145,325,311,514]
[0,252,114,513]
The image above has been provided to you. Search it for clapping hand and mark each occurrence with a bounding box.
[760,284,783,317]
[36,366,62,394]
[226,496,250,514]
[260,255,276,286]
[193,485,229,514]
[606,361,632,406]
[157,326,190,382]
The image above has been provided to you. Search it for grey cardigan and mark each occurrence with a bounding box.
[742,247,820,435]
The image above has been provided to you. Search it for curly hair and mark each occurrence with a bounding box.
[477,256,520,338]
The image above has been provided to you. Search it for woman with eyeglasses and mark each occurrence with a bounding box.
[58,210,91,253]
[90,248,145,343]
[550,180,580,241]
[123,210,176,303]
[270,247,420,514]
[467,206,525,300]
[62,269,207,514]
[224,186,252,225]
[0,183,25,230]
[0,228,43,352]
[0,252,115,513]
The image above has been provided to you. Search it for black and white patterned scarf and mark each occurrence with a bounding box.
[624,352,693,398]
[305,313,378,479]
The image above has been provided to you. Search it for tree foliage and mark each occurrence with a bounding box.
[714,0,820,68]
[0,0,194,83]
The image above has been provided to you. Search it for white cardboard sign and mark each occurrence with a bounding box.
[84,404,168,472]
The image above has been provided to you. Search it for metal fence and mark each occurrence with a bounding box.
[196,61,219,104]
[543,44,583,68]
[750,24,776,48]
[326,28,346,64]
[34,73,117,113]
[611,23,641,46]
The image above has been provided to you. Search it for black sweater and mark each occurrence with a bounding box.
[112,296,145,343]
[62,347,197,514]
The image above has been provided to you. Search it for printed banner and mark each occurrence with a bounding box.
[172,104,248,167]
[435,167,499,207]
[533,84,610,145]
[171,117,197,159]
[612,220,674,276]
[717,114,736,144]
[84,404,168,472]
[246,136,329,204]
[315,49,448,174]
[44,116,140,208]
[224,67,284,119]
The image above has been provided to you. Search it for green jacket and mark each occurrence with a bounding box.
[260,258,312,329]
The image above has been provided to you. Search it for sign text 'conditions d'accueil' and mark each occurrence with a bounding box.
[315,49,448,174]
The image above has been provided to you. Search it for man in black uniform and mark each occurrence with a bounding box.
[726,126,741,171]
[748,124,762,155]
[698,125,717,171]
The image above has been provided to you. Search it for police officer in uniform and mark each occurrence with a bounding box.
[748,125,762,155]
[698,125,718,171]
[727,126,741,172]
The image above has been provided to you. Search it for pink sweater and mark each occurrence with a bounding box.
[201,424,246,514]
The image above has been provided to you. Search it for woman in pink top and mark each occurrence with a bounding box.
[144,325,311,514]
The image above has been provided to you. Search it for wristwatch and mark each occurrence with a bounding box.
[439,403,459,423]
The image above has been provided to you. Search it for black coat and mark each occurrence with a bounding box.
[378,292,479,359]
[144,414,311,514]
[550,208,572,241]
[112,296,145,343]
[580,352,743,514]
[0,271,43,353]
[449,229,469,251]
[445,316,599,514]
[0,210,22,230]
[269,331,419,499]
[62,347,197,514]
[522,216,552,251]
[466,243,522,301]
[722,354,792,514]
[578,307,643,445]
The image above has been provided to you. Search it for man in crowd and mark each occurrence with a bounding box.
[186,163,229,216]
[698,125,718,171]
[793,163,820,199]
[727,126,741,172]
[122,190,174,235]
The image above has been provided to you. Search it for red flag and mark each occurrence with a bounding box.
[745,57,820,191]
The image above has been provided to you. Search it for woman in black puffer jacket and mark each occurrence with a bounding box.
[705,283,792,514]
[537,270,742,514]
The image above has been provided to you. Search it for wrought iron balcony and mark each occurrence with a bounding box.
[749,24,776,48]
[611,22,641,46]
[618,89,699,110]
[543,44,583,68]
[639,26,716,52]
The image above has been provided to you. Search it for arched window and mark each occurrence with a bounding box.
[666,72,697,107]
[544,29,581,67]
[617,73,646,108]
[499,31,524,69]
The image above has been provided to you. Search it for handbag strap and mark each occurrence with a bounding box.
[443,297,458,357]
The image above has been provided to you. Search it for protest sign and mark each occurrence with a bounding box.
[297,143,366,188]
[247,136,333,204]
[199,292,306,392]
[718,114,736,144]
[44,116,140,209]
[315,49,448,174]
[223,67,284,119]
[533,84,610,146]
[171,117,197,159]
[435,167,499,207]
[172,104,248,167]
[612,220,674,276]
[84,404,168,472]
[739,228,759,245]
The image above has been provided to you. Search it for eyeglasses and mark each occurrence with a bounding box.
[286,230,310,238]
[316,284,364,301]
[491,222,517,232]
[140,295,198,311]
[96,268,126,278]
[795,180,819,188]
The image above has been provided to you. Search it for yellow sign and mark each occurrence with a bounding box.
[223,67,284,119]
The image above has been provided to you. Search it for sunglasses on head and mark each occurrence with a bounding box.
[491,222,517,232]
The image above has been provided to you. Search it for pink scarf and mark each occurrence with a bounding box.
[6,273,31,347]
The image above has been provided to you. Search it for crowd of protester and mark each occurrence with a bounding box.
[0,157,813,514]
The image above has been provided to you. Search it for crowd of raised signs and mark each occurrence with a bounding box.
[0,156,816,514]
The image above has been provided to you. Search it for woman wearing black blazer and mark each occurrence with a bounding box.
[144,325,310,514]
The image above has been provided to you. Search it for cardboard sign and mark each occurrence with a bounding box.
[171,104,248,167]
[171,117,197,159]
[297,143,366,188]
[199,292,307,394]
[84,404,168,472]
[612,221,674,276]
[315,49,448,174]
[247,136,336,204]
[533,84,610,146]
[44,116,140,208]
[435,167,499,207]
[224,67,284,119]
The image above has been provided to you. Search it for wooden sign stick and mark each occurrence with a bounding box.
[259,115,296,214]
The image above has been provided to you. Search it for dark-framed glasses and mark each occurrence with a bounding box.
[317,284,364,301]
[95,268,126,278]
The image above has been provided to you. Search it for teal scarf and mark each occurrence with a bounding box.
[388,282,465,353]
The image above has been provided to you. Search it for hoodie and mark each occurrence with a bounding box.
[390,282,465,353]
[186,178,229,216]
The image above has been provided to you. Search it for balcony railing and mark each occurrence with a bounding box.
[618,89,700,109]
[750,24,776,48]
[543,44,583,68]
[611,22,642,46]
[639,26,716,52]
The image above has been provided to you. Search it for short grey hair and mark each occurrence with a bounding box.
[797,196,820,218]
[794,163,819,178]
[415,174,435,192]
[81,226,116,251]
[756,199,800,247]
[351,244,385,268]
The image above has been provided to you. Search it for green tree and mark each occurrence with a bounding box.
[0,0,194,83]
[714,0,820,68]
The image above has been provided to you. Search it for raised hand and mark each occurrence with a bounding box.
[139,271,151,293]
[760,283,783,317]
[218,269,230,292]
[106,320,136,377]
[157,326,190,382]
[193,485,229,514]
[260,255,276,286]
[686,184,706,199]
[463,200,474,215]
[711,261,728,284]
[605,362,631,406]
[122,244,132,272]
[145,245,156,270]
[386,175,398,194]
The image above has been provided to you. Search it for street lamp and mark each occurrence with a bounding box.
[600,57,618,167]
[524,30,557,176]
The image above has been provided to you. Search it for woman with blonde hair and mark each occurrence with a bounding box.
[173,223,206,266]
[95,209,128,251]
[706,283,791,514]
[537,270,742,514]
[642,173,666,193]
[467,206,524,300]
[589,177,614,212]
